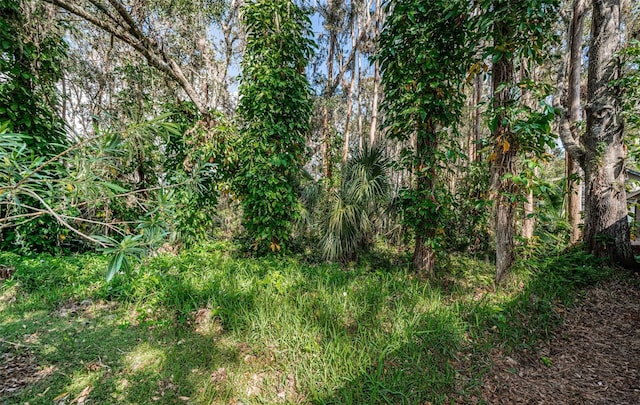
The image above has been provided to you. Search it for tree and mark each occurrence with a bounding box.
[232,0,315,253]
[480,0,559,283]
[564,0,586,244]
[559,0,636,268]
[44,0,221,117]
[378,0,472,276]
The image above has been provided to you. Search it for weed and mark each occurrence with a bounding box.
[0,241,617,404]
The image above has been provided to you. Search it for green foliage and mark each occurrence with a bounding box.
[162,105,236,244]
[378,0,473,267]
[0,0,68,155]
[445,162,492,253]
[1,242,620,403]
[233,0,315,253]
[477,0,559,161]
[0,0,70,251]
[475,0,559,62]
[314,144,392,261]
[619,40,640,165]
[0,115,211,278]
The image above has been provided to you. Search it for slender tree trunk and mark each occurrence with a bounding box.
[471,72,483,163]
[368,0,381,146]
[521,62,536,240]
[522,166,539,240]
[413,127,437,277]
[414,233,436,277]
[321,44,335,178]
[566,0,585,244]
[357,53,364,152]
[582,0,635,267]
[491,21,517,284]
[343,19,357,163]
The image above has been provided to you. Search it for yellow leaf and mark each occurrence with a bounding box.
[53,392,69,401]
[59,234,66,241]
[270,242,276,252]
[503,140,510,153]
[66,183,73,192]
[488,152,497,162]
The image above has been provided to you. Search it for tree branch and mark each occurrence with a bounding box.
[44,0,209,116]
[557,105,586,166]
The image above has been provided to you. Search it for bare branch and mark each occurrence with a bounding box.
[44,0,209,116]
[20,188,108,247]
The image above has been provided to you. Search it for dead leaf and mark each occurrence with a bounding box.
[74,386,92,405]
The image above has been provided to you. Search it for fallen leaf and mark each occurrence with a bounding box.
[75,386,93,405]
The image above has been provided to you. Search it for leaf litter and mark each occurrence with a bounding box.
[482,278,640,404]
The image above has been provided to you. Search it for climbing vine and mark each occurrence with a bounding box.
[233,0,315,253]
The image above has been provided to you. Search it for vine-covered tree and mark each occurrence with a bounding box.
[378,0,472,276]
[480,0,558,283]
[233,0,315,253]
[0,0,67,155]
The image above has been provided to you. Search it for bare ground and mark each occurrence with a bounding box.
[482,278,640,404]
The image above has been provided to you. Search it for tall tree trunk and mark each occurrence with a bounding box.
[357,53,364,152]
[522,165,539,240]
[521,61,536,240]
[368,0,381,146]
[321,24,336,179]
[566,0,585,244]
[413,127,437,277]
[471,72,483,163]
[582,0,635,267]
[343,18,357,163]
[491,22,517,284]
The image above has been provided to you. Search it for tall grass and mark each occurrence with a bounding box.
[0,242,614,404]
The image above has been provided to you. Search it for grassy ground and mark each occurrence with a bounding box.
[0,242,613,404]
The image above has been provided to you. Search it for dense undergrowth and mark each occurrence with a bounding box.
[0,242,614,404]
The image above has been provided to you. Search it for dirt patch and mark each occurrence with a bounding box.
[482,278,640,404]
[0,349,54,396]
[0,265,15,282]
[53,299,117,319]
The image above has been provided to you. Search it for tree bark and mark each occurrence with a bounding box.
[368,0,381,146]
[321,0,336,179]
[342,18,358,164]
[471,72,483,163]
[581,0,635,268]
[522,185,535,239]
[566,0,586,244]
[413,233,436,278]
[521,62,536,240]
[412,128,437,277]
[491,21,517,284]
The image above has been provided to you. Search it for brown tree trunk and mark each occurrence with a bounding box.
[491,22,517,284]
[566,0,586,244]
[412,128,437,277]
[582,0,635,267]
[413,233,436,278]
